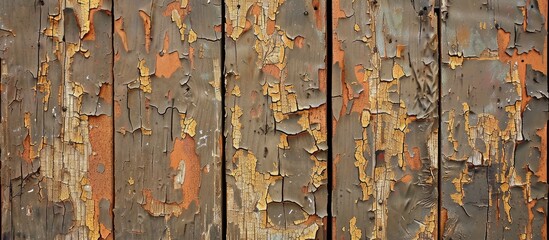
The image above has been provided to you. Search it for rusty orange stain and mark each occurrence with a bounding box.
[98,83,112,102]
[456,25,471,48]
[267,19,276,35]
[21,134,32,164]
[83,9,101,41]
[250,3,261,16]
[400,174,413,183]
[156,34,181,78]
[163,1,189,17]
[538,0,548,31]
[189,46,195,69]
[312,0,323,30]
[114,18,129,52]
[440,208,448,239]
[405,147,421,171]
[262,64,281,79]
[318,68,327,92]
[114,101,122,119]
[214,24,222,33]
[350,65,370,114]
[139,11,152,53]
[225,20,234,37]
[170,137,201,210]
[295,36,305,48]
[88,115,114,239]
[309,104,327,134]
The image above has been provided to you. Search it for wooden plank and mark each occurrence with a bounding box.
[1,1,41,238]
[112,0,222,238]
[331,0,439,239]
[224,0,328,238]
[440,0,548,239]
[1,0,114,239]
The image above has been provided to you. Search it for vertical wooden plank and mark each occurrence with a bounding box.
[224,0,328,238]
[1,1,41,238]
[331,0,439,239]
[440,0,548,239]
[1,0,114,239]
[113,0,222,238]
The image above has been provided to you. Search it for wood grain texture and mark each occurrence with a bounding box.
[440,0,548,239]
[1,0,114,239]
[224,0,328,238]
[113,0,222,238]
[331,0,439,239]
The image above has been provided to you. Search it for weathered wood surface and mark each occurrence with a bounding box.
[440,0,548,239]
[331,0,439,239]
[1,0,114,239]
[223,0,328,238]
[0,0,547,239]
[113,0,222,238]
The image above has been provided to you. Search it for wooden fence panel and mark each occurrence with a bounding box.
[440,0,548,239]
[331,0,439,239]
[223,0,328,238]
[1,0,114,239]
[1,0,547,239]
[113,0,222,238]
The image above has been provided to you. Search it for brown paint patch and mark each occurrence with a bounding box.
[405,147,421,170]
[139,11,152,53]
[535,124,547,182]
[170,137,201,209]
[114,18,129,52]
[88,115,113,238]
[156,34,181,78]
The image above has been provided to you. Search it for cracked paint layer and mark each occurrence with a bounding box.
[332,0,439,239]
[113,0,222,238]
[1,1,113,239]
[441,0,548,239]
[224,0,328,238]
